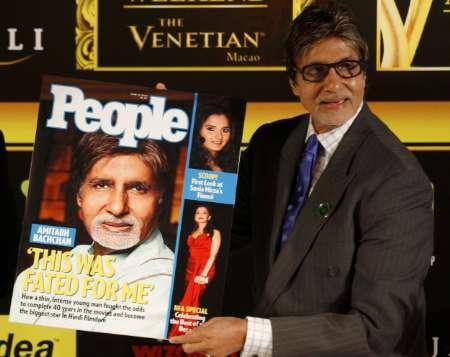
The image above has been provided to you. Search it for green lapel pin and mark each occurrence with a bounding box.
[317,202,332,218]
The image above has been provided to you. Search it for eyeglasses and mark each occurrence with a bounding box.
[295,60,367,83]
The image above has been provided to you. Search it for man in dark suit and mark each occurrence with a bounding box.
[170,1,433,356]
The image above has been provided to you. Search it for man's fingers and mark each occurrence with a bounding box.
[169,328,213,354]
[181,341,210,355]
[170,318,245,356]
[155,82,167,90]
[201,318,215,327]
[169,332,204,344]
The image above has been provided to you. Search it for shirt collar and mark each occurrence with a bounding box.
[306,101,363,156]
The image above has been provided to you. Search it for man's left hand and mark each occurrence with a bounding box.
[169,317,247,357]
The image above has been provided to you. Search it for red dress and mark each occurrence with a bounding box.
[169,233,215,336]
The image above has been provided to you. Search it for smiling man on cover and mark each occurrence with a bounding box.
[69,132,174,337]
[10,132,174,339]
[73,133,169,256]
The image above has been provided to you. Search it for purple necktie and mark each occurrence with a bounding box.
[278,134,319,249]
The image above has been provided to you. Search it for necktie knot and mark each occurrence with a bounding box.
[304,134,319,156]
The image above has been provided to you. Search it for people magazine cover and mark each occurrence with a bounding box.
[9,75,245,340]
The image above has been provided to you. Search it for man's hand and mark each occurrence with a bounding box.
[169,317,247,357]
[155,82,167,90]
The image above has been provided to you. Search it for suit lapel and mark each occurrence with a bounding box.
[267,117,308,268]
[257,106,372,314]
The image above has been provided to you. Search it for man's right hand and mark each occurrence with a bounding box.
[169,317,247,357]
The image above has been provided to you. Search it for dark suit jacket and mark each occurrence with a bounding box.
[232,104,433,356]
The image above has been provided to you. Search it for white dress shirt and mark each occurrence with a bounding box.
[241,102,363,356]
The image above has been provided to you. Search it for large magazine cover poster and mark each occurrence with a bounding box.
[9,76,245,340]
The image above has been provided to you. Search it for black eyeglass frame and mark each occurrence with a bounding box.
[295,60,368,83]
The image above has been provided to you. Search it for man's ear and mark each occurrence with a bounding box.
[76,192,82,207]
[362,72,367,94]
[289,78,301,99]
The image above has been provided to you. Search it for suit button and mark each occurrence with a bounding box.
[327,266,340,277]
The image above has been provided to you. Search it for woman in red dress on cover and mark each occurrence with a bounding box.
[170,205,221,336]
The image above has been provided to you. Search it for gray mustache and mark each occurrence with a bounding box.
[95,213,137,226]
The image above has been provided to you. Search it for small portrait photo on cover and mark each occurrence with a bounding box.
[189,97,245,174]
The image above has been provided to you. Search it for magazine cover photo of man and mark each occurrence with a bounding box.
[10,132,176,339]
[71,132,174,335]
